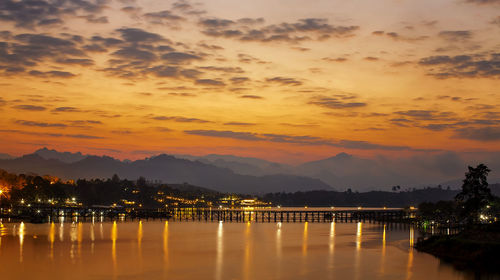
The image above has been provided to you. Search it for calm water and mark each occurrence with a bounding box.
[0,219,491,280]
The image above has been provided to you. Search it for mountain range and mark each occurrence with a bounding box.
[0,149,330,194]
[1,148,499,193]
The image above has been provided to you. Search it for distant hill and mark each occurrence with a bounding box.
[34,147,87,163]
[175,154,289,176]
[0,153,331,194]
[0,153,13,160]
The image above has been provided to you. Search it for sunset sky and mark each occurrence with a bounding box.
[1,0,499,163]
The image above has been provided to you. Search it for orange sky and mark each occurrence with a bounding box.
[0,0,499,163]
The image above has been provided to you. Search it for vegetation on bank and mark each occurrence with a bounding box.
[415,223,500,271]
[415,164,500,272]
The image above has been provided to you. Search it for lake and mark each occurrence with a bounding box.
[0,219,491,279]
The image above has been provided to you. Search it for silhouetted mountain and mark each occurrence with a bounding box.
[0,153,13,160]
[34,147,87,163]
[175,154,289,176]
[0,153,331,194]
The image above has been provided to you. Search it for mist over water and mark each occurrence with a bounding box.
[0,220,485,280]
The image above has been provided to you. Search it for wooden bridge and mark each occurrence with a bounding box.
[0,206,413,223]
[171,207,412,223]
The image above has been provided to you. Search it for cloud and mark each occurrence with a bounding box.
[309,95,367,109]
[112,46,157,61]
[0,33,88,77]
[79,15,109,24]
[199,17,359,43]
[229,77,250,84]
[55,58,94,66]
[438,30,472,41]
[15,120,67,128]
[28,70,76,78]
[52,106,81,112]
[418,53,500,78]
[184,129,414,151]
[465,0,500,4]
[223,122,256,126]
[198,66,244,73]
[364,56,379,61]
[0,0,109,29]
[144,10,184,25]
[0,129,104,139]
[372,31,428,42]
[395,110,455,121]
[151,115,212,123]
[195,79,225,86]
[12,104,46,111]
[240,95,263,99]
[185,130,262,141]
[116,28,166,43]
[161,52,202,64]
[453,126,500,141]
[322,57,348,62]
[265,77,302,86]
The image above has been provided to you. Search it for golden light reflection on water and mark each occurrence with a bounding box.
[276,222,282,279]
[407,226,415,280]
[328,222,335,269]
[111,221,118,279]
[90,223,95,255]
[163,221,168,264]
[19,222,25,263]
[302,222,308,257]
[354,222,363,280]
[380,224,387,275]
[243,221,251,280]
[59,222,64,242]
[0,221,480,280]
[49,222,55,260]
[216,221,223,280]
[356,222,362,250]
[137,221,143,269]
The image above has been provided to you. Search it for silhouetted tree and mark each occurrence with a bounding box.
[455,164,493,224]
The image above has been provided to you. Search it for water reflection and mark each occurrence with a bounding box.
[328,222,335,266]
[354,222,363,280]
[18,222,24,263]
[407,226,415,280]
[380,224,387,275]
[276,222,282,279]
[49,222,55,260]
[163,221,168,264]
[302,222,308,256]
[0,221,488,280]
[216,221,224,280]
[111,221,118,279]
[243,222,251,280]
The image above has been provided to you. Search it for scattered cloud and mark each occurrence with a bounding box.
[12,104,46,111]
[454,126,500,141]
[418,53,500,78]
[240,95,263,99]
[0,0,109,29]
[195,79,225,86]
[438,30,472,41]
[309,95,366,109]
[265,77,302,86]
[199,17,358,43]
[151,115,212,123]
[15,120,67,127]
[184,129,414,151]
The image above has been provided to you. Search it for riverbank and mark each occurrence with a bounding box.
[415,223,500,271]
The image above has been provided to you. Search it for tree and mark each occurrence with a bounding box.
[455,164,493,224]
